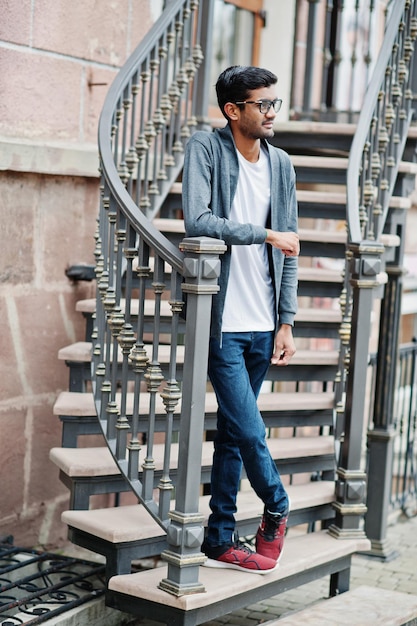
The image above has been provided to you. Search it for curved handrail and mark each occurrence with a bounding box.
[91,0,211,536]
[98,0,202,274]
[347,0,415,244]
[332,0,417,534]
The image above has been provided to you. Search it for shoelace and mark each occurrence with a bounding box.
[232,535,255,554]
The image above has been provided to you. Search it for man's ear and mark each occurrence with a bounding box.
[224,102,239,121]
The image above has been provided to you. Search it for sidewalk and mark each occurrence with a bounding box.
[132,512,417,625]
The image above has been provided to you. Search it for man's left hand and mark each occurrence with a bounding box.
[271,324,296,366]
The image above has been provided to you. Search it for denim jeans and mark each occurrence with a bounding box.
[206,331,289,548]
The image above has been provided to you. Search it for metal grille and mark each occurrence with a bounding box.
[0,539,105,625]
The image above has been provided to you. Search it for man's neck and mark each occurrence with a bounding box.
[232,131,261,163]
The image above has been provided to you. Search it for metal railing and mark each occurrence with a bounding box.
[293,0,397,121]
[367,341,417,518]
[329,0,417,542]
[94,0,225,596]
[390,340,417,516]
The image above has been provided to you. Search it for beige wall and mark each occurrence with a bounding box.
[259,0,296,121]
[0,0,159,548]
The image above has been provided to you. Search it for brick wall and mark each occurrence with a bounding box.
[0,0,161,549]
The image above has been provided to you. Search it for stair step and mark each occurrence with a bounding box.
[106,531,370,626]
[62,482,335,544]
[263,585,417,625]
[163,182,410,220]
[61,483,335,578]
[53,387,336,448]
[58,342,338,367]
[50,432,335,510]
[290,155,417,185]
[76,297,342,319]
[151,217,400,261]
[58,342,339,389]
[53,389,335,422]
[75,298,342,339]
[50,436,335,481]
[131,254,345,287]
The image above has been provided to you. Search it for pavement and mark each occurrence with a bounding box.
[128,511,417,625]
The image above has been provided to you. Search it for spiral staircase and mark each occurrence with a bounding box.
[49,1,417,624]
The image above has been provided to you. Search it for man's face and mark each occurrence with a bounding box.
[235,86,279,140]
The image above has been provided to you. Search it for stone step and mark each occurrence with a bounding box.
[54,385,336,447]
[54,388,335,416]
[50,434,335,509]
[106,531,371,626]
[51,437,335,478]
[262,585,417,625]
[58,341,340,392]
[152,217,400,255]
[76,297,342,321]
[151,217,400,263]
[59,341,338,367]
[75,298,342,340]
[289,155,417,185]
[164,178,410,221]
[132,255,346,295]
[61,482,336,578]
[54,388,335,429]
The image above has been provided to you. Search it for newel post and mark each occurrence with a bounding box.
[158,236,226,597]
[329,240,385,543]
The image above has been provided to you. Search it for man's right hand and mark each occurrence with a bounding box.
[265,230,300,256]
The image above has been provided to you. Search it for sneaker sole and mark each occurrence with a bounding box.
[202,558,279,575]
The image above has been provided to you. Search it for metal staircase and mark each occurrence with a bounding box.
[49,1,417,624]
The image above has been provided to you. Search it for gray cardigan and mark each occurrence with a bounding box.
[182,124,298,341]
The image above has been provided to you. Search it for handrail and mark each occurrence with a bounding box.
[98,0,205,273]
[347,0,416,244]
[92,0,223,595]
[330,0,417,542]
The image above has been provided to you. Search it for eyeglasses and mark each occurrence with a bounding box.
[235,99,283,114]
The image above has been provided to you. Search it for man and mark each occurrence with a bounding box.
[182,66,299,574]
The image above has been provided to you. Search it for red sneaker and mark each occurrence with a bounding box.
[255,509,288,563]
[202,539,277,574]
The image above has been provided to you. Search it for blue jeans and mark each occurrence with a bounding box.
[206,331,289,548]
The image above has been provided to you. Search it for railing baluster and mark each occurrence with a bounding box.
[95,0,219,595]
[332,0,417,553]
[159,270,183,522]
[142,254,165,501]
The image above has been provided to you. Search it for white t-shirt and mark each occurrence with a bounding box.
[221,147,275,332]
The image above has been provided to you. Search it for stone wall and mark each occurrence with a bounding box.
[0,0,161,549]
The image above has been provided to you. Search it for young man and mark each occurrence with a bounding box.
[182,66,299,574]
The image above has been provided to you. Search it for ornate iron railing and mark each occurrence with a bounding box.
[329,0,417,544]
[293,0,399,121]
[392,339,417,517]
[367,341,417,518]
[94,0,225,596]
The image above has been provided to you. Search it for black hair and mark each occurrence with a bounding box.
[215,65,278,120]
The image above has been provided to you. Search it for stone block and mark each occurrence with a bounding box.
[0,48,83,141]
[1,0,32,45]
[0,408,26,515]
[11,290,78,394]
[0,296,24,400]
[32,0,153,66]
[26,404,64,507]
[40,176,98,281]
[0,172,35,284]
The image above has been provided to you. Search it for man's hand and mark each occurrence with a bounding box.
[265,230,300,256]
[271,324,296,366]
